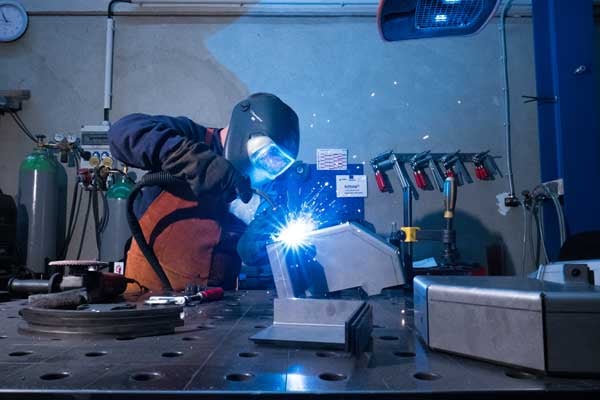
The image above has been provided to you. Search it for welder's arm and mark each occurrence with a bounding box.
[237,207,286,266]
[109,113,251,202]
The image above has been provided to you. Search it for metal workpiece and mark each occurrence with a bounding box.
[0,290,599,396]
[251,298,372,354]
[269,222,405,298]
[414,276,600,375]
[261,222,399,352]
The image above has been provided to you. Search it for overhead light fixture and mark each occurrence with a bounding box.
[377,0,501,41]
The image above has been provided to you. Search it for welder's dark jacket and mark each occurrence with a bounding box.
[109,113,244,292]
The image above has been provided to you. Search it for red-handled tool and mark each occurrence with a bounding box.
[374,169,390,192]
[410,151,432,190]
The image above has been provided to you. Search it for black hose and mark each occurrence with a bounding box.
[92,188,102,257]
[77,191,93,260]
[126,172,182,292]
[61,182,80,258]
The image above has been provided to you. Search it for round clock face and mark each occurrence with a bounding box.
[0,1,28,43]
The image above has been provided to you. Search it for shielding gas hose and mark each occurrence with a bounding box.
[126,172,178,292]
[126,172,277,292]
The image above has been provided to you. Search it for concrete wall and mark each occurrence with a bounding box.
[0,12,540,275]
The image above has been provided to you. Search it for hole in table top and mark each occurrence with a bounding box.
[238,352,259,358]
[50,338,62,341]
[226,302,240,307]
[393,351,416,358]
[0,335,7,339]
[319,372,347,381]
[372,324,385,329]
[211,315,225,320]
[379,335,399,341]
[413,372,441,381]
[162,351,183,358]
[9,351,33,357]
[182,336,201,341]
[116,336,136,341]
[85,351,107,357]
[7,316,18,319]
[225,373,254,382]
[40,372,70,381]
[315,351,339,358]
[254,325,267,329]
[131,372,163,382]
[505,370,537,380]
[197,324,216,330]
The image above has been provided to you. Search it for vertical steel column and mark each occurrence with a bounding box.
[532,0,599,257]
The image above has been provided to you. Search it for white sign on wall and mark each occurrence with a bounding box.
[336,175,367,198]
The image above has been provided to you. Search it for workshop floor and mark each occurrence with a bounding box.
[0,290,599,398]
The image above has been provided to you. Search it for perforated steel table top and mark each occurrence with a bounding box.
[0,290,599,399]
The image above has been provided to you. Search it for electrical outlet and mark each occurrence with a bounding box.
[543,178,564,196]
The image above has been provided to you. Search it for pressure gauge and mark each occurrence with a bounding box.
[0,1,28,43]
[54,133,65,142]
[66,134,77,144]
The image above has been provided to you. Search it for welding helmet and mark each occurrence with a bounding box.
[224,93,299,184]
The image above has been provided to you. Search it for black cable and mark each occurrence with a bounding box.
[92,188,102,257]
[66,185,84,251]
[126,277,149,294]
[61,182,80,259]
[99,190,110,233]
[127,171,180,292]
[77,191,93,260]
[8,112,37,143]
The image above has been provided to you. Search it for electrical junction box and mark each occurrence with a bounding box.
[414,275,600,375]
[80,124,112,170]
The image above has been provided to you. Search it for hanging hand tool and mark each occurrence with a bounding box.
[145,287,224,306]
[441,151,473,186]
[472,151,504,181]
[428,156,445,192]
[370,151,418,199]
[473,151,492,180]
[409,151,432,191]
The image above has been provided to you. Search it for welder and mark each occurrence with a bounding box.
[108,93,299,292]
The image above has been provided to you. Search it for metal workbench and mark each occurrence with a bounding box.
[0,290,599,399]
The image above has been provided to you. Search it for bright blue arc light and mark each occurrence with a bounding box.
[274,215,317,251]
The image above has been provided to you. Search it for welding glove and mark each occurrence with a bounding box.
[162,138,253,204]
[237,207,288,266]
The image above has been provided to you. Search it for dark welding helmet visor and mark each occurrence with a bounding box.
[224,93,300,184]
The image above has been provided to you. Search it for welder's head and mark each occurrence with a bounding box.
[224,93,300,185]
